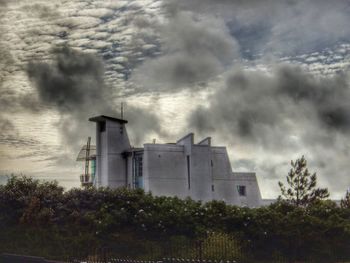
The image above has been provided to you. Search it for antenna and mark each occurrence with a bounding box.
[77,137,95,188]
[85,137,91,177]
[121,102,124,119]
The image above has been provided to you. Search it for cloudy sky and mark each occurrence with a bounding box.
[1,0,350,198]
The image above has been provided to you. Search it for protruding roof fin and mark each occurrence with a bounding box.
[89,115,128,124]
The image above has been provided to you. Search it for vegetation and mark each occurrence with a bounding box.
[278,156,329,207]
[0,175,349,262]
[341,190,350,209]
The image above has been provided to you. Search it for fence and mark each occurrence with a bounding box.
[71,259,239,263]
[65,232,350,263]
[66,234,247,263]
[2,232,349,263]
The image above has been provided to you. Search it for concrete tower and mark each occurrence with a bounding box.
[89,116,130,188]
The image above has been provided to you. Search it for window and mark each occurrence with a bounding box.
[135,156,143,178]
[187,155,190,189]
[237,185,246,196]
[100,122,106,132]
[133,154,143,189]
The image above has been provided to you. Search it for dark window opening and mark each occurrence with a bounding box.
[212,184,215,192]
[211,160,213,167]
[133,154,143,189]
[187,155,190,189]
[100,122,106,132]
[237,185,246,196]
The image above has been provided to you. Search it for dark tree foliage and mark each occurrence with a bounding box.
[0,175,349,262]
[278,156,329,207]
[0,175,64,226]
[341,190,350,209]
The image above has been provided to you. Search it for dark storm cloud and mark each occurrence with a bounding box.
[188,66,350,196]
[275,68,350,131]
[189,66,350,147]
[131,10,239,92]
[27,46,164,153]
[132,0,350,94]
[27,46,106,112]
[164,0,350,56]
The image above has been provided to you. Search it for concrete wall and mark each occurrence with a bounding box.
[213,172,262,206]
[92,116,262,207]
[95,119,130,188]
[231,172,262,207]
[143,144,188,198]
[100,124,108,186]
[190,145,212,202]
[142,135,263,207]
[95,121,105,187]
[211,147,235,203]
[126,154,133,189]
[197,137,211,146]
[107,120,130,187]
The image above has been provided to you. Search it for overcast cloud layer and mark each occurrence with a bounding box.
[27,46,164,149]
[1,0,350,197]
[189,66,350,196]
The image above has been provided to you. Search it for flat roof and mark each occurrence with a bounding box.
[89,115,128,124]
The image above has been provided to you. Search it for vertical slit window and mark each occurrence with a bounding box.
[133,154,143,189]
[187,155,190,189]
[100,122,106,132]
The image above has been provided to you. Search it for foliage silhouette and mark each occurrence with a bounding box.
[0,175,349,262]
[278,155,329,207]
[340,190,350,209]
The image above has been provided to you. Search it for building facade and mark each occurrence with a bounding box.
[86,115,262,207]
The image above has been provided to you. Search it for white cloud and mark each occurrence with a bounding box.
[76,8,114,18]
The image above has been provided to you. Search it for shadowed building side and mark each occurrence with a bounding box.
[89,115,130,188]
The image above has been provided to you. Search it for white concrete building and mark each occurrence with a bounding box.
[87,115,262,207]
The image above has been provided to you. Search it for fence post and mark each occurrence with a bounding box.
[197,240,203,263]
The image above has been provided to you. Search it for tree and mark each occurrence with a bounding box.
[0,175,64,225]
[278,156,329,207]
[340,190,350,209]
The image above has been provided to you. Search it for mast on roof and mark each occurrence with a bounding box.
[84,137,91,179]
[77,137,96,188]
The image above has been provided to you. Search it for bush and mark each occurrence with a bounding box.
[0,176,350,261]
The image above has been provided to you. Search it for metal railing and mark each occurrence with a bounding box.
[65,234,350,263]
[65,235,246,263]
[80,174,93,187]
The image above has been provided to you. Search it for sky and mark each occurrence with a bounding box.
[1,0,350,198]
